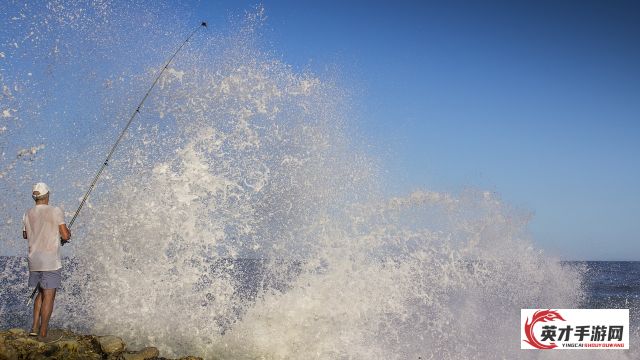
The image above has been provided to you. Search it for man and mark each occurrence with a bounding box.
[22,182,70,342]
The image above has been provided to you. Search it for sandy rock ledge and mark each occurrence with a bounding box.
[0,328,203,360]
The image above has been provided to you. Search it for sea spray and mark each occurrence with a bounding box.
[1,2,636,359]
[58,16,379,354]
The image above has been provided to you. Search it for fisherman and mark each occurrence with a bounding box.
[22,182,70,341]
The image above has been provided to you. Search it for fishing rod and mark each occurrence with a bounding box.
[27,21,208,305]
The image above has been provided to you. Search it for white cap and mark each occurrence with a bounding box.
[32,182,50,196]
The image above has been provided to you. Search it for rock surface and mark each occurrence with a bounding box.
[122,346,161,360]
[0,328,203,360]
[98,335,126,354]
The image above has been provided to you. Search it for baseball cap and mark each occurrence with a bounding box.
[32,182,50,196]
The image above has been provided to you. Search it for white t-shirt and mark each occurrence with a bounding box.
[23,204,65,271]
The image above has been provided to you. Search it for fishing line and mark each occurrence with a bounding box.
[27,21,208,305]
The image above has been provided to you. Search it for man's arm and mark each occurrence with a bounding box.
[59,224,71,241]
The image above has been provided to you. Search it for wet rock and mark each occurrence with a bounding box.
[0,329,201,359]
[98,335,126,354]
[40,344,58,357]
[8,328,26,335]
[57,339,81,352]
[26,353,49,360]
[0,336,18,360]
[122,346,160,360]
[14,337,42,347]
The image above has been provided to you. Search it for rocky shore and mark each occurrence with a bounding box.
[0,328,202,360]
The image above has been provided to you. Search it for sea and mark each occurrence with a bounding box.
[7,258,639,327]
[1,2,637,359]
[2,257,639,359]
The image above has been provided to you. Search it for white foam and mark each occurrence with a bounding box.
[0,3,634,359]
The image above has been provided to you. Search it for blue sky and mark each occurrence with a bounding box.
[193,1,640,260]
[2,1,638,260]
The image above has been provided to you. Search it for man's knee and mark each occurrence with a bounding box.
[41,288,56,300]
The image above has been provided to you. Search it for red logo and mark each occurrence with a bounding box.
[523,309,566,349]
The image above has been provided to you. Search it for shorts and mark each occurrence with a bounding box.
[28,268,62,289]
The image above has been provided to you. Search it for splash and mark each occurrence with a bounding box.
[1,2,635,360]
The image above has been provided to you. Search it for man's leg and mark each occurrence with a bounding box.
[31,288,42,332]
[38,288,56,337]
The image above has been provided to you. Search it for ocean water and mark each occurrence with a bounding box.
[581,262,640,322]
[1,2,637,359]
[1,258,639,359]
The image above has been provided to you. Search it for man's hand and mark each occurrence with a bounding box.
[59,223,71,245]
